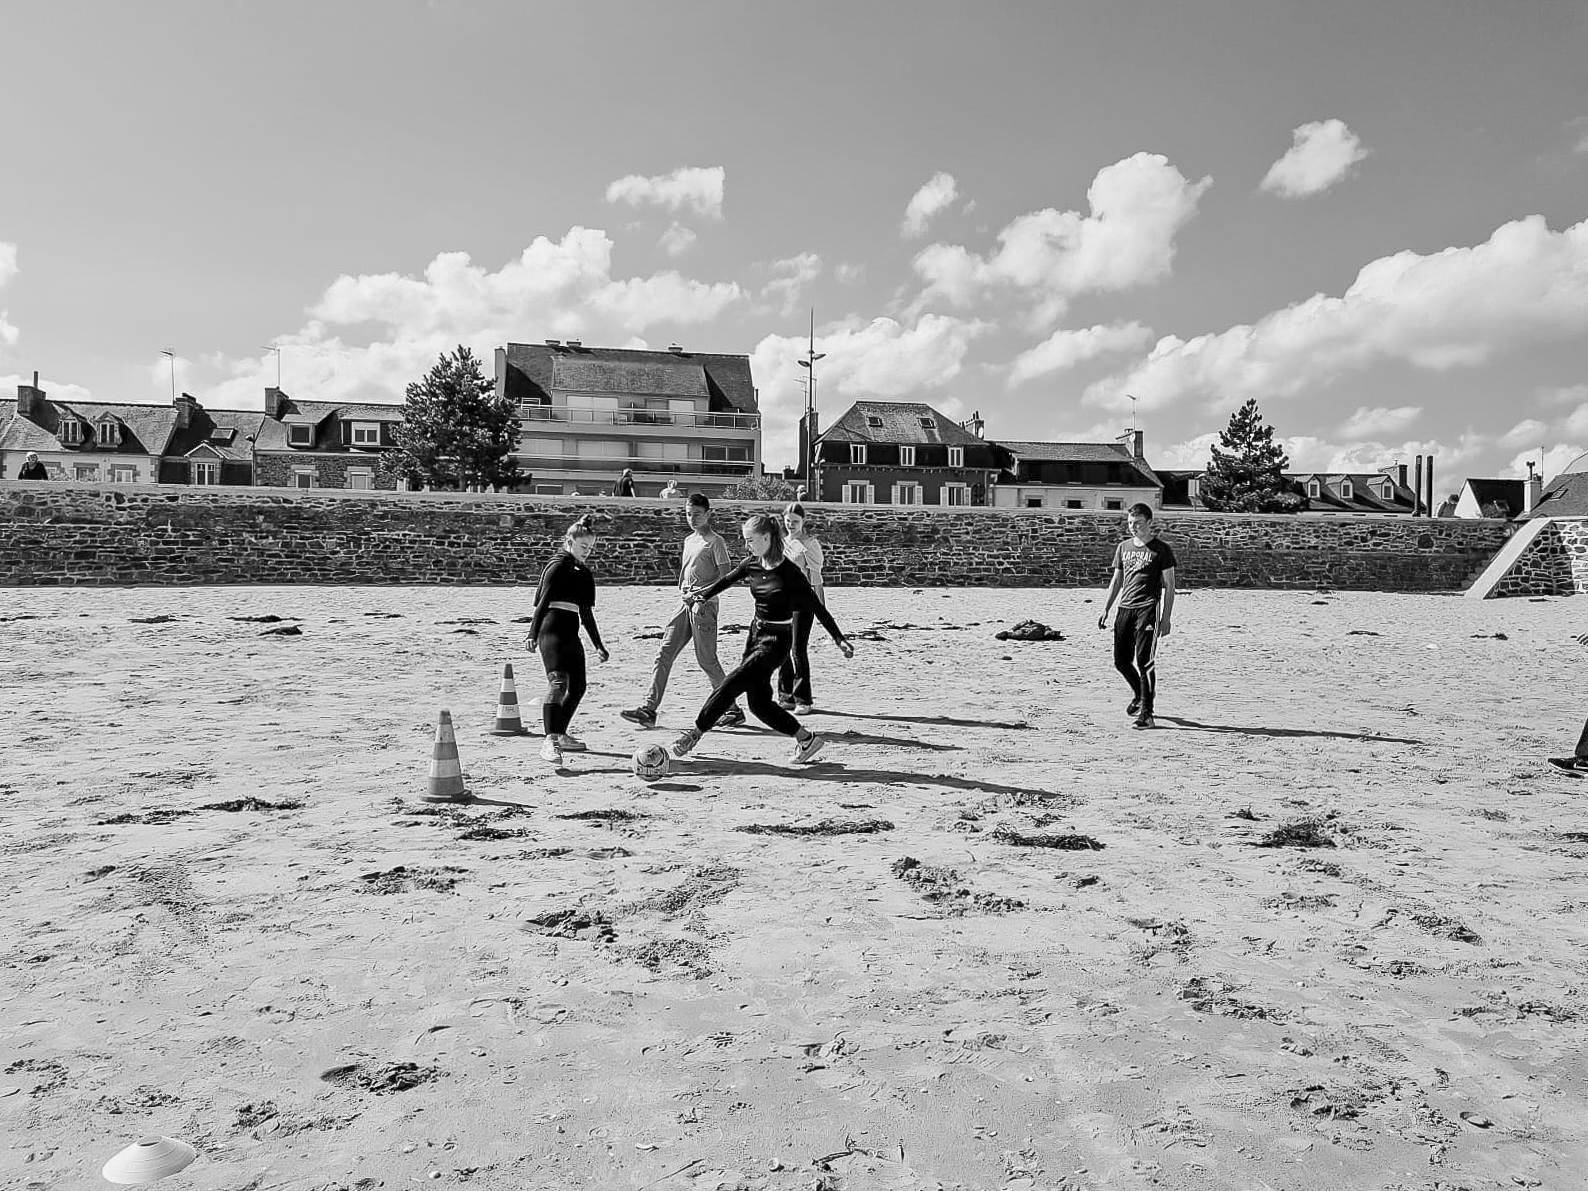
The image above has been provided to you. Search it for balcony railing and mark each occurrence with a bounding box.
[518,454,755,479]
[520,405,760,431]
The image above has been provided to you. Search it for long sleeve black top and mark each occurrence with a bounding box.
[692,557,844,643]
[527,551,605,650]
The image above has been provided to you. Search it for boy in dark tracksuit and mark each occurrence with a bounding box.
[1097,503,1176,730]
[1547,632,1588,775]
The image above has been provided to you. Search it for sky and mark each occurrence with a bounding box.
[2,0,1587,492]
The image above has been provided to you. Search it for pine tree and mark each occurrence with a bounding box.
[379,346,521,491]
[1199,398,1305,513]
[723,475,797,502]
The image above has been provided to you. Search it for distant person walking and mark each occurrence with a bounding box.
[776,501,825,714]
[671,513,854,765]
[659,478,683,499]
[1436,493,1459,518]
[1097,503,1176,730]
[17,452,49,480]
[1547,632,1588,775]
[621,494,746,730]
[525,515,609,766]
[615,468,637,497]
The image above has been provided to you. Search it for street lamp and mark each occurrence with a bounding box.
[796,309,825,498]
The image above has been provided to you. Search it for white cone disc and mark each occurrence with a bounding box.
[102,1136,197,1184]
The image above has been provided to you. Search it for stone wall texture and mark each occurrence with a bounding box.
[0,483,1516,590]
[1488,518,1588,598]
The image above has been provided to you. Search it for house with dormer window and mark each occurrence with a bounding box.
[991,431,1163,510]
[252,387,403,489]
[812,400,1006,505]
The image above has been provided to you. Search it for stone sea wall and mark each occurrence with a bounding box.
[1488,518,1588,598]
[0,483,1515,591]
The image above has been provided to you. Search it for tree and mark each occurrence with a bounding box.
[379,346,521,491]
[1199,398,1306,513]
[722,474,798,502]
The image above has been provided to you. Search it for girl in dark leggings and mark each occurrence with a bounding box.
[524,516,609,766]
[671,513,854,764]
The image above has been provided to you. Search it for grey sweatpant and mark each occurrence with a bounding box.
[643,600,738,713]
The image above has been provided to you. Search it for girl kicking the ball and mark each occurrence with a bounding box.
[672,513,854,764]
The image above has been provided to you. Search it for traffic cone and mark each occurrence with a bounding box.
[490,662,528,736]
[423,709,469,803]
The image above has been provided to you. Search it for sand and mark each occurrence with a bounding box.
[1,584,1585,1191]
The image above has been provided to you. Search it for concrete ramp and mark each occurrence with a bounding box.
[1463,516,1553,599]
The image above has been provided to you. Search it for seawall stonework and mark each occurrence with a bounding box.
[1489,518,1588,598]
[0,483,1514,590]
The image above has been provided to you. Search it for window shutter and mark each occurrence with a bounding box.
[341,420,352,446]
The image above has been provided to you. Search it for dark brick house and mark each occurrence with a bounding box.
[253,388,404,489]
[813,400,1007,505]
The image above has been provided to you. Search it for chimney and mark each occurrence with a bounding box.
[1397,462,1408,488]
[565,338,582,349]
[16,372,45,418]
[1425,455,1434,517]
[173,391,198,429]
[1524,460,1543,515]
[1413,454,1424,516]
[667,343,685,354]
[264,386,289,419]
[545,339,561,347]
[1129,428,1144,460]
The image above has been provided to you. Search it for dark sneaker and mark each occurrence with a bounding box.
[620,707,657,729]
[1126,697,1141,717]
[791,732,826,764]
[1547,756,1588,775]
[717,706,747,728]
[670,728,702,758]
[558,733,588,752]
[1132,713,1155,730]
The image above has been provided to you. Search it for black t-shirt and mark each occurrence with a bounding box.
[1113,537,1177,608]
[18,461,49,480]
[694,557,844,642]
[528,550,604,649]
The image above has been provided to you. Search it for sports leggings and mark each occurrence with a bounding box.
[537,610,587,735]
[1577,717,1588,759]
[1112,604,1159,712]
[697,621,803,736]
[775,611,815,705]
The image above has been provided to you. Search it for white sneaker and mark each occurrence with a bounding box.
[559,733,588,752]
[791,732,825,764]
[794,702,814,716]
[540,737,563,764]
[671,728,702,758]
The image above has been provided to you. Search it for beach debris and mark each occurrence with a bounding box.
[361,611,404,618]
[4,1058,66,1096]
[518,846,576,860]
[1458,1111,1493,1129]
[890,856,1026,916]
[1346,630,1380,636]
[451,627,479,635]
[996,620,1065,641]
[737,818,895,836]
[96,808,193,826]
[356,865,467,895]
[234,1101,279,1129]
[198,798,303,813]
[260,625,302,636]
[490,662,529,736]
[129,615,178,624]
[1178,976,1278,1020]
[1263,892,1336,911]
[992,826,1103,850]
[523,908,616,942]
[320,1061,440,1094]
[1471,632,1509,640]
[423,710,469,803]
[456,823,535,842]
[1254,818,1336,849]
[1229,806,1261,821]
[624,936,714,977]
[633,864,742,918]
[556,808,646,823]
[228,614,289,623]
[101,1136,198,1185]
[1407,911,1482,944]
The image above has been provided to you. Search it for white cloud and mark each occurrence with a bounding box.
[1007,321,1153,387]
[1087,214,1588,413]
[604,166,725,219]
[1562,403,1588,438]
[760,253,822,317]
[1537,382,1588,407]
[1339,405,1421,439]
[835,263,866,285]
[0,242,17,288]
[0,373,96,404]
[1508,444,1587,481]
[658,223,697,258]
[0,312,16,349]
[901,172,959,239]
[1498,418,1548,449]
[1260,119,1370,198]
[1148,432,1220,470]
[148,353,193,395]
[911,153,1211,325]
[750,314,986,466]
[1279,432,1490,476]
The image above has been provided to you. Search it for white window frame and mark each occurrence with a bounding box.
[850,444,867,465]
[941,483,971,506]
[1064,498,1083,509]
[948,446,964,468]
[288,424,315,447]
[108,465,136,484]
[1103,498,1124,511]
[866,415,884,429]
[1307,480,1321,498]
[60,420,83,445]
[191,461,220,486]
[351,423,381,446]
[345,468,374,490]
[292,467,318,489]
[1340,480,1354,500]
[533,483,563,495]
[98,421,121,446]
[898,445,916,467]
[842,481,873,504]
[918,417,935,432]
[892,482,922,505]
[74,463,100,481]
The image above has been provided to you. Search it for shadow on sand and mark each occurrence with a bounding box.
[1154,716,1422,746]
[817,709,1034,732]
[677,755,1066,801]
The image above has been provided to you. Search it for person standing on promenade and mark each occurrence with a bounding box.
[1096,502,1176,730]
[1547,632,1588,775]
[17,452,49,480]
[621,494,746,730]
[525,515,609,766]
[671,513,854,764]
[659,478,683,500]
[776,501,826,714]
[616,468,636,497]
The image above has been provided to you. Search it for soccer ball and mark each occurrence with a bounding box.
[632,743,670,782]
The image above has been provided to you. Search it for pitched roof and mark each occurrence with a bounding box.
[1295,472,1416,513]
[1462,478,1525,515]
[0,397,180,455]
[254,396,401,451]
[821,400,985,446]
[1527,471,1588,519]
[501,343,758,413]
[167,407,268,462]
[998,440,1131,462]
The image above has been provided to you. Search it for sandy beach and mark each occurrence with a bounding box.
[2,583,1585,1191]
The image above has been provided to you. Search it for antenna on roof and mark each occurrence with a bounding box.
[260,345,282,390]
[160,349,177,402]
[1126,393,1138,434]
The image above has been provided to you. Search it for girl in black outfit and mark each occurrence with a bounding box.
[524,516,609,765]
[673,513,854,764]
